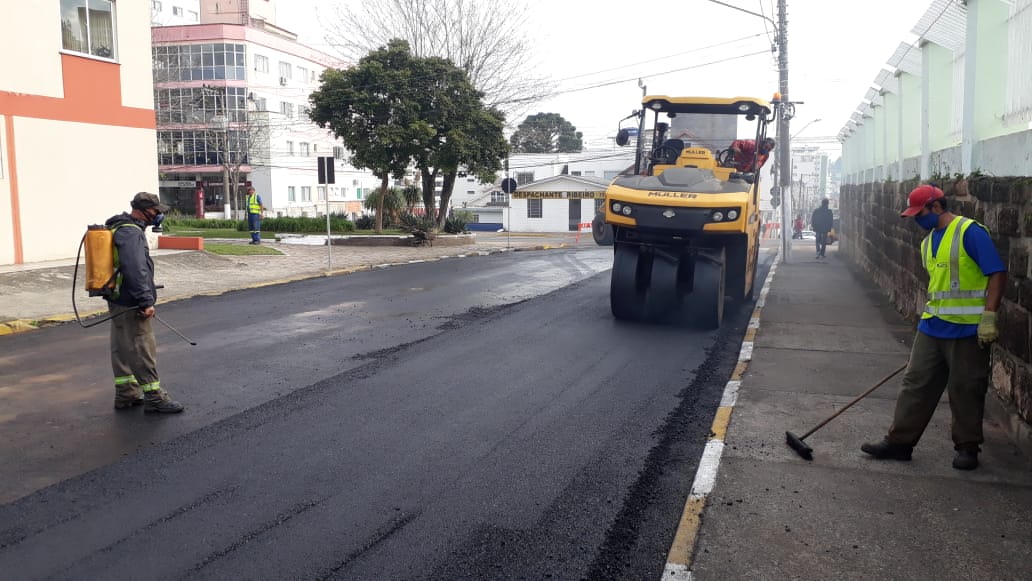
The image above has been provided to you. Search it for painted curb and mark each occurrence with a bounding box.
[0,244,568,337]
[661,247,780,581]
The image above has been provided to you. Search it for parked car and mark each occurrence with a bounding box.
[800,230,816,240]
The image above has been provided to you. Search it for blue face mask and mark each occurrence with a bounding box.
[915,212,938,231]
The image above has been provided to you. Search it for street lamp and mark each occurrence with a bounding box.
[792,118,822,140]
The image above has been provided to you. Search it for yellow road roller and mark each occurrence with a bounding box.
[604,95,775,328]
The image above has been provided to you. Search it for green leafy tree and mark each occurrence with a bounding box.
[362,188,405,226]
[309,40,430,233]
[311,40,507,232]
[509,112,583,153]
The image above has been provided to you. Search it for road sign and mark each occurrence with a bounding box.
[501,177,517,194]
[317,156,335,185]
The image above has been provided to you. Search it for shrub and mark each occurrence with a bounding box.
[354,215,376,230]
[238,216,354,233]
[165,217,241,229]
[397,212,437,244]
[444,210,473,234]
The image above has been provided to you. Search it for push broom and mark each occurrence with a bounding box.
[785,362,908,460]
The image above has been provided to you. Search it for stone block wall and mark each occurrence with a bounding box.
[840,177,1032,425]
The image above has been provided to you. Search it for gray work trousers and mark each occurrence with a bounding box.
[109,303,160,390]
[887,330,990,451]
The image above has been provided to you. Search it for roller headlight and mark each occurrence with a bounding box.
[727,209,739,221]
[712,211,725,222]
[621,205,633,216]
[612,202,622,213]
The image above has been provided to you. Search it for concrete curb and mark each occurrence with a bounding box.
[661,247,780,581]
[0,244,570,337]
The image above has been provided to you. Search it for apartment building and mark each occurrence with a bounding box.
[152,0,378,219]
[0,0,158,264]
[151,0,200,26]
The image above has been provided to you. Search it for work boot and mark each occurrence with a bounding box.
[143,389,185,414]
[952,448,979,471]
[114,383,144,410]
[861,439,913,461]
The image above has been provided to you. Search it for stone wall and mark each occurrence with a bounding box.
[840,177,1032,425]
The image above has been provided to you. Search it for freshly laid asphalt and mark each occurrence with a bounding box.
[1,232,1030,579]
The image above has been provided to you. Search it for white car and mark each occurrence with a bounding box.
[800,230,816,240]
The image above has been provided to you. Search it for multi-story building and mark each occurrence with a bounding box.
[152,0,378,219]
[151,0,200,26]
[0,0,157,265]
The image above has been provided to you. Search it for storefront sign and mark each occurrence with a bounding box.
[511,191,605,199]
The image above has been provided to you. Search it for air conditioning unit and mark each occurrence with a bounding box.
[279,77,288,86]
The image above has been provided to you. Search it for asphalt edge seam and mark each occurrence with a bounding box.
[660,248,780,581]
[0,244,566,336]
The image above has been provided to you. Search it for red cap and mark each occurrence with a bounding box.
[900,185,944,217]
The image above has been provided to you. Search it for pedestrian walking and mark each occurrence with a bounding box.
[811,198,834,258]
[862,185,1005,470]
[104,192,185,414]
[246,186,267,244]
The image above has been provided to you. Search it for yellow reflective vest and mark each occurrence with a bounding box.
[247,193,262,214]
[920,217,988,325]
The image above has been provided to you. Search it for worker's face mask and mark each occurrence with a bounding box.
[914,210,938,231]
[149,209,165,232]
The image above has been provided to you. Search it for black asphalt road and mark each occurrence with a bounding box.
[0,248,773,580]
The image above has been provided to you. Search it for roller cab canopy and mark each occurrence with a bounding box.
[641,96,772,117]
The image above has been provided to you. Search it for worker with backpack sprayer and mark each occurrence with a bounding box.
[84,192,184,413]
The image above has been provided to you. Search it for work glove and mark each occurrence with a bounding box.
[977,310,998,348]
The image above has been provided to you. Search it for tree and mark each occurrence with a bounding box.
[509,113,584,153]
[362,188,405,226]
[310,40,508,232]
[407,54,509,228]
[321,0,550,120]
[309,40,429,233]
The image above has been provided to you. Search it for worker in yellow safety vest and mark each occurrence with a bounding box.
[862,185,1006,470]
[246,186,267,244]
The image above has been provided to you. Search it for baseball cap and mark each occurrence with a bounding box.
[131,192,170,213]
[900,185,944,217]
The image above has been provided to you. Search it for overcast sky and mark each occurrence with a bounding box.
[278,0,934,154]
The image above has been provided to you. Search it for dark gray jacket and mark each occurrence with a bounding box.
[811,207,834,234]
[104,213,157,309]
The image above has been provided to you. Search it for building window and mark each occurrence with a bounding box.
[154,86,249,124]
[157,129,250,166]
[280,102,294,118]
[516,171,534,185]
[255,54,269,73]
[527,199,543,218]
[318,186,326,201]
[60,0,117,59]
[333,146,345,160]
[299,142,309,156]
[279,61,292,79]
[490,191,508,204]
[188,10,198,21]
[286,140,294,155]
[172,6,183,16]
[297,66,308,82]
[152,43,247,82]
[287,186,296,202]
[594,198,604,212]
[301,186,311,201]
[152,1,162,11]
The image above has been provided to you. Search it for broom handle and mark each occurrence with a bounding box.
[799,362,909,440]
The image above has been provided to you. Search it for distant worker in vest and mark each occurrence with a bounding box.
[862,184,1005,470]
[729,137,776,173]
[246,186,267,245]
[104,192,185,414]
[811,198,834,259]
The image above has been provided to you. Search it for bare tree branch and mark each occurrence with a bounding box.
[320,0,553,123]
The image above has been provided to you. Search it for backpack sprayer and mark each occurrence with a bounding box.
[71,224,198,345]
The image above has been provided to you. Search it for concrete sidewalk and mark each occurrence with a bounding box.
[689,240,1032,580]
[0,231,592,333]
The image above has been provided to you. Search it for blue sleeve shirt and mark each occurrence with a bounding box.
[918,221,1006,339]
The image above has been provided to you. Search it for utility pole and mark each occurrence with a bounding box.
[777,0,792,263]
